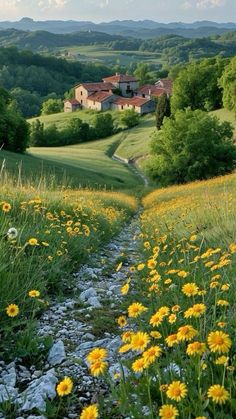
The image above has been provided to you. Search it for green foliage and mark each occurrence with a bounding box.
[0,86,29,153]
[93,113,114,138]
[171,58,227,113]
[120,109,140,128]
[134,63,151,86]
[220,56,236,114]
[41,98,63,115]
[155,93,171,130]
[67,117,90,143]
[148,108,236,185]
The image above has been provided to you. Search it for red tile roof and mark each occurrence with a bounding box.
[76,82,114,92]
[136,84,166,96]
[103,74,137,83]
[155,79,173,94]
[64,99,80,104]
[87,91,114,103]
[113,96,151,107]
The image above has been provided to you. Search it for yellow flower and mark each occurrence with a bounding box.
[150,311,164,327]
[147,259,157,269]
[165,334,179,347]
[229,243,236,253]
[160,384,169,393]
[178,270,189,278]
[184,303,206,318]
[132,357,146,373]
[215,356,229,365]
[190,234,197,242]
[166,380,187,402]
[172,305,180,312]
[56,377,73,396]
[128,302,147,318]
[143,345,162,365]
[116,262,122,272]
[90,360,107,376]
[168,314,177,324]
[117,316,127,327]
[186,342,206,356]
[207,331,231,353]
[122,331,133,342]
[28,290,40,298]
[150,331,162,339]
[159,404,179,419]
[87,348,107,363]
[177,325,198,341]
[137,263,145,271]
[158,306,170,316]
[80,404,98,419]
[28,238,38,246]
[207,384,230,404]
[119,344,131,353]
[2,202,11,212]
[216,299,229,306]
[121,283,130,295]
[182,283,199,297]
[130,332,150,352]
[6,304,19,317]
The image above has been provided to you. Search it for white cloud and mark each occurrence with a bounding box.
[38,0,69,9]
[196,0,224,8]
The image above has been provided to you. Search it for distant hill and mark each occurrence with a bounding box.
[0,17,235,38]
[0,29,123,51]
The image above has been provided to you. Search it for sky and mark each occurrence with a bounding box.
[0,0,235,23]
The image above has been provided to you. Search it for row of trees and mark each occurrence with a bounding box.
[149,56,236,185]
[30,110,139,147]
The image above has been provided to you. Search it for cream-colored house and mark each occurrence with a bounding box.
[102,74,137,97]
[75,82,114,109]
[87,92,115,111]
[112,97,155,115]
[64,99,80,112]
[66,73,165,115]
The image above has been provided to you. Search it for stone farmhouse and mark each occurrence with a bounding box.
[64,73,172,115]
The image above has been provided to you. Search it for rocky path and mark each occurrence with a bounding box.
[0,213,142,419]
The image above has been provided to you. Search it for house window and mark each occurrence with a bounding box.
[121,105,124,110]
[81,100,83,104]
[142,94,145,98]
[93,101,95,105]
[81,91,83,95]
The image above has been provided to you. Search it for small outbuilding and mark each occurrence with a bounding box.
[64,99,80,113]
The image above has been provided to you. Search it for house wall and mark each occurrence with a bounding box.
[87,99,102,111]
[64,102,73,113]
[75,85,89,108]
[135,100,155,115]
[117,81,137,97]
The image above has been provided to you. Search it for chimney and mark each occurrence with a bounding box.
[116,72,119,76]
[148,89,151,97]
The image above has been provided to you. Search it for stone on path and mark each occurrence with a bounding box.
[47,340,66,366]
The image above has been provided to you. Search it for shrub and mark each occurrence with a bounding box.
[148,108,236,185]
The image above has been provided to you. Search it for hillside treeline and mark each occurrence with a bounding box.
[0,47,112,117]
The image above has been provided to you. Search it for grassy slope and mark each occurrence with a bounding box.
[29,109,122,130]
[211,108,236,137]
[0,133,140,190]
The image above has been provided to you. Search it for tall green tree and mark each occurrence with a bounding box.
[155,93,171,130]
[219,57,236,114]
[148,108,236,185]
[134,63,151,86]
[171,58,227,114]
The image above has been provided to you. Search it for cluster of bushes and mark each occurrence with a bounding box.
[30,113,116,147]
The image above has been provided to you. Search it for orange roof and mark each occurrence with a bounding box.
[113,96,151,107]
[103,74,137,83]
[87,91,114,103]
[155,79,173,94]
[76,82,114,92]
[135,84,166,97]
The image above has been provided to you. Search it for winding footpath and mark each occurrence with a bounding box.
[0,213,142,419]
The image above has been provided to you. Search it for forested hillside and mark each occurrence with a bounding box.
[0,47,112,116]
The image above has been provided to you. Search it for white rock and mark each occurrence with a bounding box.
[47,340,66,366]
[87,296,102,308]
[18,370,58,412]
[0,384,18,402]
[80,287,97,302]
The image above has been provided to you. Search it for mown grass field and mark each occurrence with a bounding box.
[55,44,164,68]
[109,172,236,418]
